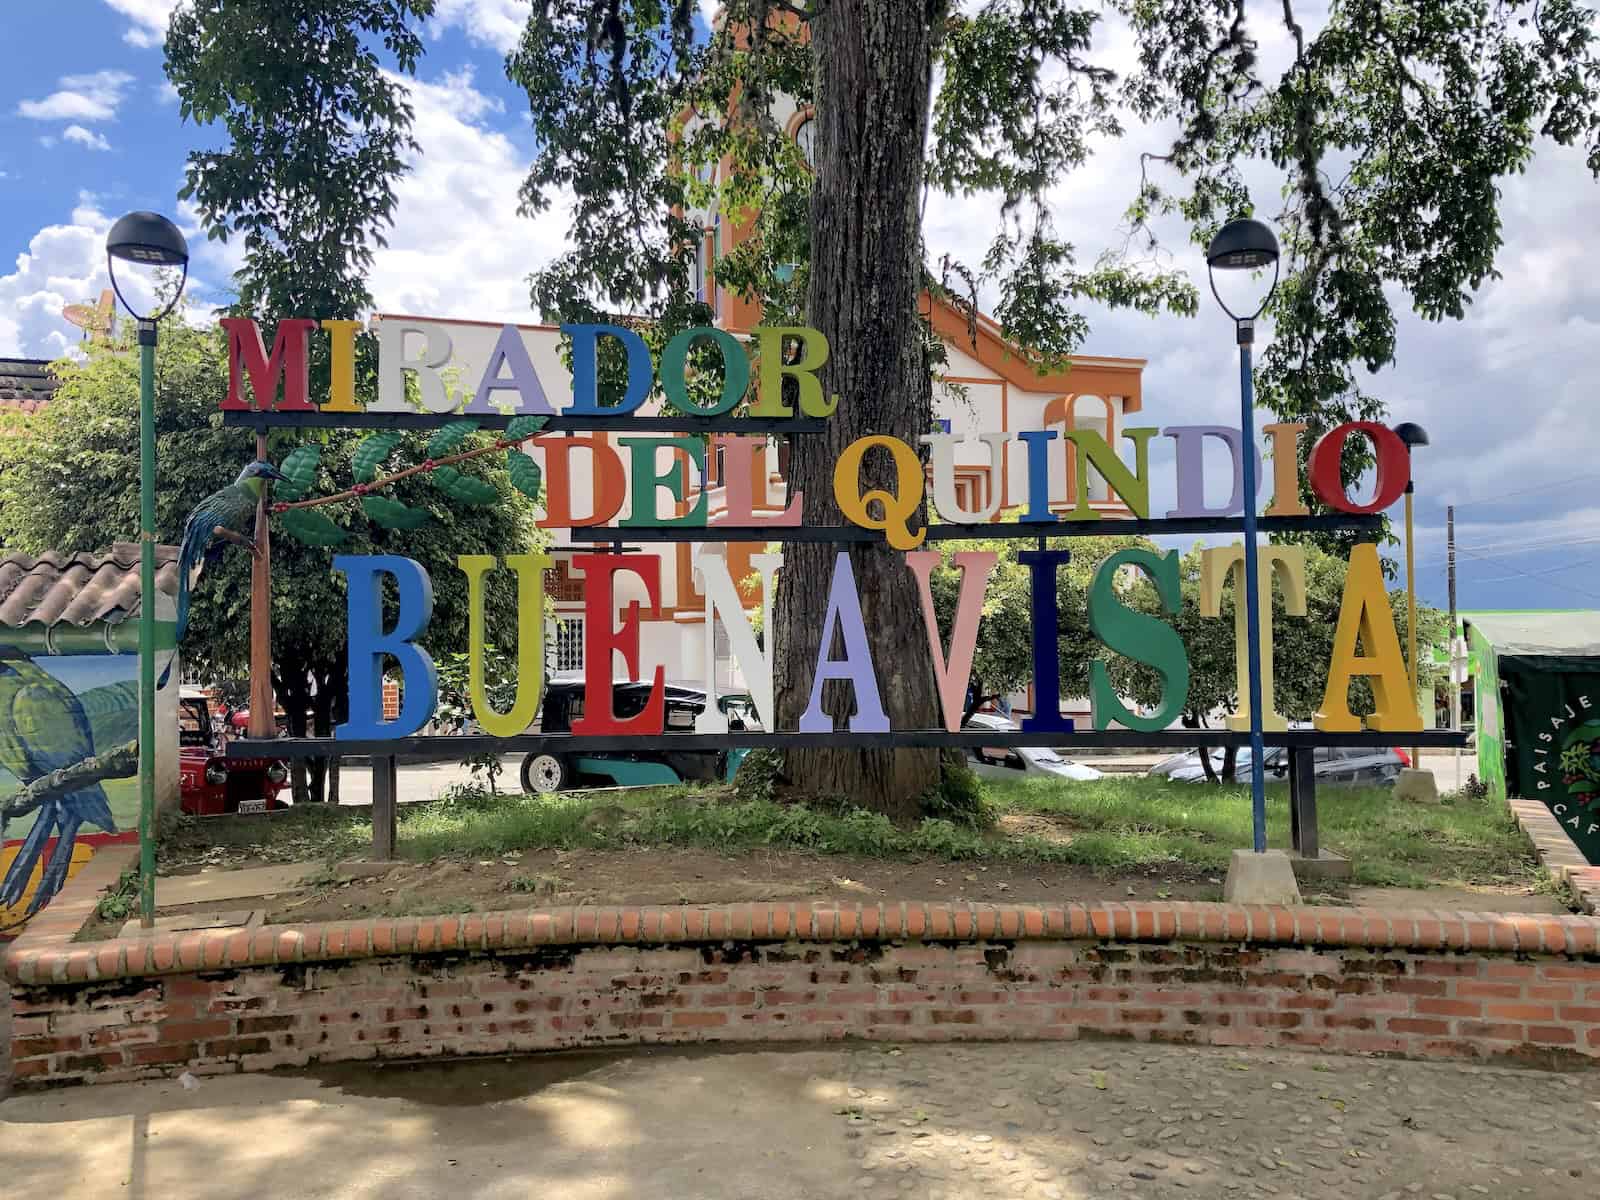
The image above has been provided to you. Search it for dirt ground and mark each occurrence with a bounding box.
[178,846,1233,928]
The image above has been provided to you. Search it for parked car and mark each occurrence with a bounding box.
[520,678,757,794]
[963,712,1103,782]
[178,689,290,815]
[1152,744,1408,786]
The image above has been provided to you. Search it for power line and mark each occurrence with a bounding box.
[1453,546,1600,605]
[1469,553,1600,585]
[1447,472,1600,509]
[1415,528,1600,569]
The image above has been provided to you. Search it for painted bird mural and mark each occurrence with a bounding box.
[174,459,289,642]
[0,650,117,915]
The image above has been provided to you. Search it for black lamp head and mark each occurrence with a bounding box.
[1393,421,1431,449]
[106,211,189,267]
[105,210,190,327]
[1206,218,1280,270]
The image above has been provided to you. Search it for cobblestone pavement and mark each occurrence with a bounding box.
[0,1041,1595,1198]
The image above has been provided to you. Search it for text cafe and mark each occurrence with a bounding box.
[220,317,1426,744]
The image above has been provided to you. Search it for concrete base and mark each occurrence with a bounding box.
[1290,850,1353,882]
[1394,767,1439,804]
[1224,848,1303,906]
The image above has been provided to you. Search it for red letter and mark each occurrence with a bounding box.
[220,317,319,411]
[569,554,665,735]
[1306,421,1409,514]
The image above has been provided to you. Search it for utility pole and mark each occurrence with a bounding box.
[1448,505,1461,790]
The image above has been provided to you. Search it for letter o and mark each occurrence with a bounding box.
[660,326,749,417]
[1306,422,1410,514]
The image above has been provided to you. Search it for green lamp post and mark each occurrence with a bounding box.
[105,210,189,927]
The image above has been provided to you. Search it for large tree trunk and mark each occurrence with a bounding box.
[772,0,947,820]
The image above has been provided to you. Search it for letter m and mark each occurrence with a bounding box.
[220,317,320,411]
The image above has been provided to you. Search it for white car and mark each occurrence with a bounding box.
[963,713,1103,782]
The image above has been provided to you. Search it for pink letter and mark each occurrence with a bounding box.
[906,550,997,732]
[712,435,802,526]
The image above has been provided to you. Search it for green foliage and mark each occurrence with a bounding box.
[164,0,437,320]
[352,431,404,483]
[430,465,501,506]
[505,449,543,500]
[94,870,138,923]
[921,751,996,830]
[273,444,321,503]
[731,747,784,805]
[432,644,524,790]
[427,418,480,460]
[504,415,550,440]
[277,507,347,546]
[360,494,430,530]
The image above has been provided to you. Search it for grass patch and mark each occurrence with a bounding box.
[157,774,1538,892]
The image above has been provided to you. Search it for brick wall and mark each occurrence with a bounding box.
[5,847,1599,1087]
[9,936,1600,1087]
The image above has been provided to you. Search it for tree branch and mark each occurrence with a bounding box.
[0,740,137,824]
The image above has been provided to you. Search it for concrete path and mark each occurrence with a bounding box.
[1,1042,1594,1199]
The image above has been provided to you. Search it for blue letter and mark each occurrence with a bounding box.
[562,323,653,416]
[1016,429,1060,523]
[1018,549,1075,734]
[335,555,438,740]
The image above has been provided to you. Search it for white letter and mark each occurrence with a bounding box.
[694,551,780,732]
[374,319,455,413]
[919,432,1008,524]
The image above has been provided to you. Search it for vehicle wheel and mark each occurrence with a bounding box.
[521,753,568,795]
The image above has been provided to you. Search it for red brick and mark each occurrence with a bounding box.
[1414,998,1481,1018]
[672,1011,727,1028]
[1417,960,1480,977]
[1389,1018,1450,1035]
[1456,1021,1524,1041]
[160,1019,233,1042]
[1454,981,1522,1000]
[1484,1003,1557,1021]
[1526,1024,1577,1046]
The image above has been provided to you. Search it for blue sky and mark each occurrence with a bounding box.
[2,0,1598,620]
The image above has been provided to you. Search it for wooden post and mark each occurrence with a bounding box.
[372,755,398,860]
[248,430,275,739]
[1288,747,1318,861]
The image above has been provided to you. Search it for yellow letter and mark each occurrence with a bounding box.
[1262,421,1309,516]
[1061,427,1157,521]
[833,435,925,550]
[457,552,551,737]
[752,326,837,417]
[320,319,363,412]
[1314,543,1422,732]
[1200,545,1308,731]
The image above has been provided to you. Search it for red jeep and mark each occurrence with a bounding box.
[178,689,289,815]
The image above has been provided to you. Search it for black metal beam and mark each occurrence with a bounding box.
[222,410,824,434]
[228,727,1470,762]
[567,512,1383,544]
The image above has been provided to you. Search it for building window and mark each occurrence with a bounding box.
[693,237,708,303]
[553,617,585,673]
[709,218,721,317]
[794,116,815,168]
[544,558,586,603]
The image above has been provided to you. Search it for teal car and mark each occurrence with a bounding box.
[520,679,758,794]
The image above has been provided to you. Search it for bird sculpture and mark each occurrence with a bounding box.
[174,459,289,642]
[0,650,117,915]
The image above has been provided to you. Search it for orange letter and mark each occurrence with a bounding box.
[534,434,627,528]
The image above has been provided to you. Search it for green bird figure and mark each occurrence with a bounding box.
[0,649,116,915]
[174,459,288,642]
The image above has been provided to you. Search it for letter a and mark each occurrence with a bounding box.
[799,552,889,733]
[1314,543,1422,732]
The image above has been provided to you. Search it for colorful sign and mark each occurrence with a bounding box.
[219,318,1427,745]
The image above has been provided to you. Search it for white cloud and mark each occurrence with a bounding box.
[63,126,112,152]
[430,0,530,53]
[0,195,158,359]
[18,70,135,123]
[368,67,562,321]
[101,0,183,49]
[155,80,179,105]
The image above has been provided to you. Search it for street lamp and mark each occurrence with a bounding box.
[1394,420,1430,768]
[1206,217,1280,854]
[106,210,189,928]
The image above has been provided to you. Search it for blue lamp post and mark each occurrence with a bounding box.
[1206,218,1280,854]
[105,210,189,927]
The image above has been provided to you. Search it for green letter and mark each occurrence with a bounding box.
[1087,548,1189,732]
